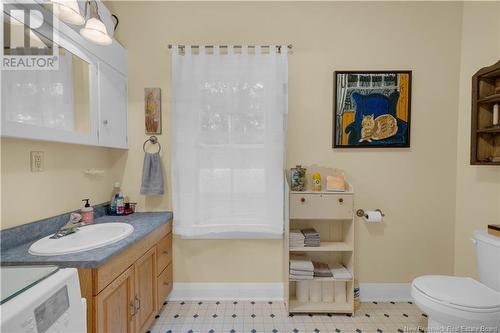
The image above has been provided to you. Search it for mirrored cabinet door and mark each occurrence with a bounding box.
[1,10,99,145]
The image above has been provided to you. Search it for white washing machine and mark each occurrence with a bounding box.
[0,266,86,333]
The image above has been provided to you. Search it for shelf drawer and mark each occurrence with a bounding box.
[289,193,353,219]
[156,233,172,274]
[157,263,173,310]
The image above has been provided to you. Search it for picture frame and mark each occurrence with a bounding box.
[333,71,412,148]
[145,88,162,135]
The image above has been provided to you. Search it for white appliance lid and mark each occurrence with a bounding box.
[0,266,59,305]
[413,275,500,310]
[474,229,500,248]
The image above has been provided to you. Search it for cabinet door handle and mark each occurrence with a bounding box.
[135,295,141,310]
[164,281,170,286]
[163,250,169,255]
[300,197,306,203]
[103,120,109,125]
[338,198,344,203]
[130,300,136,317]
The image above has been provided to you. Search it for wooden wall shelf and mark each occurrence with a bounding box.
[471,60,500,165]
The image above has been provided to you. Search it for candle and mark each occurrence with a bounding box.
[494,103,499,126]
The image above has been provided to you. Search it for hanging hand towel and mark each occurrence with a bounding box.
[140,152,164,195]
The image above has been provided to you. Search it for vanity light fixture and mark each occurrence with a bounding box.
[79,0,112,46]
[51,0,85,26]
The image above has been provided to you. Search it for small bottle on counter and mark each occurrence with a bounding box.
[81,199,94,224]
[116,193,125,215]
[110,182,122,214]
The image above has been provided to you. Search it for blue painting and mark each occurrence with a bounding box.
[333,71,412,148]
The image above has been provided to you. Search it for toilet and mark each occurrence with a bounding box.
[412,230,500,331]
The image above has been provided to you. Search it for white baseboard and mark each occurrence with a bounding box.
[169,283,284,301]
[360,283,412,302]
[169,282,412,302]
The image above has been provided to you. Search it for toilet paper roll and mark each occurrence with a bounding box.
[334,281,347,303]
[296,281,310,302]
[322,282,334,303]
[309,281,322,302]
[365,210,383,223]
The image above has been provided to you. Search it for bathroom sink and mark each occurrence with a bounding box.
[29,223,134,256]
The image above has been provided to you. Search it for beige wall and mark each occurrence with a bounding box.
[0,138,126,229]
[453,2,500,278]
[107,1,464,283]
[2,1,498,284]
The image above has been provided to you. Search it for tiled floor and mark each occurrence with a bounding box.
[147,301,427,333]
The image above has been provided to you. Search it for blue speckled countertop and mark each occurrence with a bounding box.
[1,212,173,268]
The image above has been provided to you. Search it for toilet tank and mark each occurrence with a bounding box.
[473,229,500,292]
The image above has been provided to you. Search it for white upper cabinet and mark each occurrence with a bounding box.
[1,1,128,149]
[98,62,128,148]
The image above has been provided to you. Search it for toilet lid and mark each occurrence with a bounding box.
[413,275,500,310]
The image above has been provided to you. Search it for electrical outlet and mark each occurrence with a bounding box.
[30,151,44,172]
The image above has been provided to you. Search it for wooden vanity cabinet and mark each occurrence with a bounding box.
[135,246,157,333]
[78,219,173,333]
[95,267,135,333]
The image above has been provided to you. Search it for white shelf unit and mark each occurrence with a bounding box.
[285,166,355,314]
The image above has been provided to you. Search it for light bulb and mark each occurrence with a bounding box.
[80,17,112,45]
[52,0,85,26]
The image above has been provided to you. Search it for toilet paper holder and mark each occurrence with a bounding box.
[356,209,385,218]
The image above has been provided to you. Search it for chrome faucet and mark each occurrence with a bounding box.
[50,213,86,239]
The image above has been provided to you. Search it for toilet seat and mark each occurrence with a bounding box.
[412,275,500,313]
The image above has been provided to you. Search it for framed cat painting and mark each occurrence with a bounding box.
[333,71,412,148]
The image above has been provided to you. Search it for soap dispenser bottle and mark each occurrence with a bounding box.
[81,199,94,224]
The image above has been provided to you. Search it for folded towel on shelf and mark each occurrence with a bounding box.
[302,228,320,238]
[289,255,314,272]
[290,229,305,238]
[313,262,333,278]
[302,228,320,247]
[290,269,314,276]
[289,229,305,247]
[330,264,352,280]
[290,274,314,281]
[289,273,314,280]
[290,271,314,280]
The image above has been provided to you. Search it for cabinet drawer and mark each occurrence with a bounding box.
[290,193,353,219]
[157,263,173,310]
[156,233,172,274]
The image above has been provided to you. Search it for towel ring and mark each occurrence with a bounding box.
[143,136,161,153]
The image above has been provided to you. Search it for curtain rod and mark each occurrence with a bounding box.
[168,44,293,53]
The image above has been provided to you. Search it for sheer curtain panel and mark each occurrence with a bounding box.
[171,45,288,239]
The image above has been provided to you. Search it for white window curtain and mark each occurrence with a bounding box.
[171,45,288,239]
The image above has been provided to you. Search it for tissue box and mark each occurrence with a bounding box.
[326,175,345,192]
[488,224,500,237]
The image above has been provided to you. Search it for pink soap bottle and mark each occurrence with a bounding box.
[81,199,94,224]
